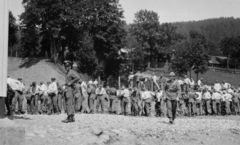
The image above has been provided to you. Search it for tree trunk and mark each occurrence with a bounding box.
[196,73,199,82]
[189,69,192,79]
[227,56,229,69]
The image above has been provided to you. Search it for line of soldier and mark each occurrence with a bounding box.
[5,73,240,120]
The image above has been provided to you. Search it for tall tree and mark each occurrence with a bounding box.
[189,31,209,80]
[8,11,18,56]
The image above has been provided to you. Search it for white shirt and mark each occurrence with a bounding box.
[178,80,184,85]
[223,93,232,101]
[7,78,22,91]
[95,87,106,95]
[88,80,93,85]
[223,83,231,89]
[30,85,41,95]
[214,83,222,92]
[195,92,202,100]
[227,88,234,94]
[128,74,134,81]
[198,80,202,86]
[48,81,58,95]
[93,80,98,86]
[152,75,157,82]
[202,91,211,99]
[212,92,222,100]
[156,91,163,102]
[121,88,130,98]
[190,80,195,87]
[184,78,191,85]
[81,81,88,96]
[141,91,154,100]
[39,84,48,95]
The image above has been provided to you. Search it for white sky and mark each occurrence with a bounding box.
[9,0,240,24]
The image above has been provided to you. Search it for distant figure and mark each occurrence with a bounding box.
[198,78,204,88]
[213,80,222,92]
[128,72,134,88]
[163,72,181,124]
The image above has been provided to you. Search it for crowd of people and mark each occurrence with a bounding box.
[5,67,240,124]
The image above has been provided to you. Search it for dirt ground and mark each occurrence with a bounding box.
[9,114,240,145]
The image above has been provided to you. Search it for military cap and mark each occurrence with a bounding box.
[169,72,176,76]
[64,60,72,66]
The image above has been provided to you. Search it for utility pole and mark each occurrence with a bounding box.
[0,0,9,118]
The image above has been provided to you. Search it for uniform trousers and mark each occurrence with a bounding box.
[166,99,177,120]
[57,93,63,113]
[64,88,75,116]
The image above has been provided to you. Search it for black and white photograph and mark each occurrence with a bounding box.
[0,0,240,145]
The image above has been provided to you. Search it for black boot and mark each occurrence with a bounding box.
[62,115,70,123]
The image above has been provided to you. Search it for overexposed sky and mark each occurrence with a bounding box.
[9,0,240,24]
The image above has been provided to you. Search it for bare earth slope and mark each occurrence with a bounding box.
[8,57,66,85]
[12,114,240,145]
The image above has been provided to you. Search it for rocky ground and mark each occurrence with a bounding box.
[9,114,240,145]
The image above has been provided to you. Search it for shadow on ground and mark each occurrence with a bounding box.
[19,58,41,69]
[7,115,32,120]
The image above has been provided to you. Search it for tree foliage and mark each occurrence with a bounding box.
[9,11,19,56]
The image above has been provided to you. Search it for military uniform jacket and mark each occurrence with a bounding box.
[65,69,80,92]
[164,79,181,100]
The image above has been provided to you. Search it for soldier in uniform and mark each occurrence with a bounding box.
[62,60,80,123]
[163,72,181,124]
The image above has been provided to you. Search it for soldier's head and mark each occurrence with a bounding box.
[169,72,176,81]
[64,60,72,71]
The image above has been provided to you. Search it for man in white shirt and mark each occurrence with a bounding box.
[155,89,163,116]
[141,88,155,116]
[29,81,41,114]
[7,77,24,115]
[190,78,195,89]
[202,88,211,115]
[39,82,48,114]
[213,80,222,92]
[222,81,231,90]
[198,78,204,88]
[95,84,107,113]
[120,85,130,115]
[80,80,90,113]
[211,89,222,115]
[47,78,59,114]
[195,88,203,115]
[184,75,191,87]
[223,91,232,115]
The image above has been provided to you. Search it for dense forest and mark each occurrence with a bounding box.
[172,17,240,44]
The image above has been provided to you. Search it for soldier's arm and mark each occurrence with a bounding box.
[67,70,80,86]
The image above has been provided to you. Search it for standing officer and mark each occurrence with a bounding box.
[62,60,80,123]
[163,72,181,124]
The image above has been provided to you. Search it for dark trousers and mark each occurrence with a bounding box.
[166,99,177,120]
[188,101,196,116]
[39,94,48,113]
[143,99,151,116]
[12,91,23,112]
[89,96,96,113]
[64,89,75,116]
[5,90,15,115]
[212,100,221,115]
[203,99,211,115]
[48,93,59,114]
[58,93,63,112]
[30,94,39,114]
[96,95,107,113]
[121,97,129,115]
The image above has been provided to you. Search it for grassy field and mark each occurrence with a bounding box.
[187,70,240,87]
